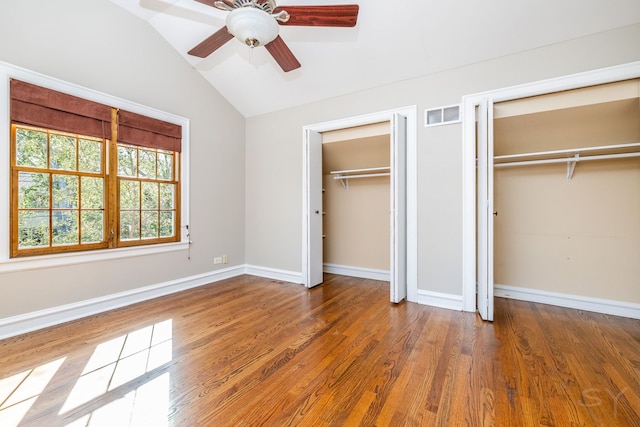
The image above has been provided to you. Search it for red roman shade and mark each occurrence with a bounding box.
[118,110,182,153]
[10,79,112,139]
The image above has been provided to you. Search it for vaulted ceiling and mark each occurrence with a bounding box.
[111,0,640,117]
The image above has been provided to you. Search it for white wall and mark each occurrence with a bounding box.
[0,0,246,317]
[245,23,640,297]
[494,160,640,303]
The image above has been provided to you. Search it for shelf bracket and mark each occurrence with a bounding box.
[566,153,578,181]
[335,174,349,190]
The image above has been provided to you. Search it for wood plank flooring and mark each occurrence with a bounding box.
[1,274,639,426]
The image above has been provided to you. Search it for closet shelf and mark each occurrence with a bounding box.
[493,142,640,180]
[331,167,390,189]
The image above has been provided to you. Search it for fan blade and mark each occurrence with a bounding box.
[188,26,234,57]
[274,5,359,27]
[265,36,301,72]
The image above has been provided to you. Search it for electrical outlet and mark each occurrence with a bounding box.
[222,254,228,264]
[214,256,223,264]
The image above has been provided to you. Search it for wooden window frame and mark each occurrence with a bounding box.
[9,125,182,257]
[10,124,110,257]
[1,66,189,268]
[113,143,181,249]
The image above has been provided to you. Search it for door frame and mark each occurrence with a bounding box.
[461,61,640,314]
[302,106,418,302]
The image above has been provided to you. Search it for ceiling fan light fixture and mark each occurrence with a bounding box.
[226,7,279,47]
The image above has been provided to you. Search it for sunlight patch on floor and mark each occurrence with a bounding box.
[60,319,173,415]
[0,357,66,427]
[64,373,171,427]
[0,318,174,427]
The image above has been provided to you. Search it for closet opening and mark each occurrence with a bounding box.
[302,106,417,304]
[465,67,640,321]
[321,122,391,282]
[492,79,640,309]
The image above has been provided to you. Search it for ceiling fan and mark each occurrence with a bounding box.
[189,0,359,72]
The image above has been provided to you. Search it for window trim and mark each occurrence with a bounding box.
[0,61,190,272]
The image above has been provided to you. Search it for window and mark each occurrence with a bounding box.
[117,144,179,245]
[8,79,183,258]
[12,125,108,255]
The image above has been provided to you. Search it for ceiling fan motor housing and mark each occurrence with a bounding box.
[226,6,279,47]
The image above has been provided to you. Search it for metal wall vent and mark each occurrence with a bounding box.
[425,104,461,127]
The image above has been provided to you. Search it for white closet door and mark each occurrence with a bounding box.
[477,99,495,321]
[390,113,407,303]
[305,129,324,288]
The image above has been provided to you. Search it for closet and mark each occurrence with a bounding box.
[492,79,640,304]
[321,122,391,278]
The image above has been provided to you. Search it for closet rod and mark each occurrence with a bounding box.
[495,151,640,168]
[494,142,640,161]
[332,168,391,189]
[333,172,391,180]
[330,166,390,175]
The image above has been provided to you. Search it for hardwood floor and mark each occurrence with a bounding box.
[1,274,639,426]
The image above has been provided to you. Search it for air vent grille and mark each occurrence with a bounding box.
[425,104,461,127]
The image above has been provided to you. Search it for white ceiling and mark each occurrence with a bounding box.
[110,0,640,117]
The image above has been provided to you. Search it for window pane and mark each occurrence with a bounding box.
[52,174,78,209]
[142,182,159,210]
[50,134,77,171]
[18,210,50,248]
[16,128,47,168]
[79,139,102,173]
[157,151,173,180]
[53,210,79,246]
[18,172,49,209]
[120,180,140,209]
[81,177,104,209]
[159,184,174,209]
[118,145,137,177]
[159,212,174,238]
[141,211,158,239]
[427,109,442,125]
[120,211,140,240]
[443,106,460,122]
[81,211,104,243]
[139,149,157,179]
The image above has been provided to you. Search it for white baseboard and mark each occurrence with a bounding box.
[244,265,302,284]
[495,284,640,319]
[323,263,390,281]
[417,289,464,311]
[0,266,246,340]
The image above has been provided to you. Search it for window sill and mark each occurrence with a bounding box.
[0,241,190,273]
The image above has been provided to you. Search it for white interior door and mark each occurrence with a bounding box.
[390,113,407,303]
[477,99,495,320]
[305,129,324,288]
